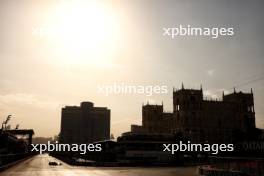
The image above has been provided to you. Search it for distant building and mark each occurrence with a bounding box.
[60,102,110,144]
[117,133,176,164]
[32,137,53,144]
[131,85,256,143]
[0,129,34,153]
[141,104,173,134]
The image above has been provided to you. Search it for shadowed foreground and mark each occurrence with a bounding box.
[1,154,199,176]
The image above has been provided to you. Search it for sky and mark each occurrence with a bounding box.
[0,0,263,138]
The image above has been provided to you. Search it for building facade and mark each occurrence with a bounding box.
[60,102,110,144]
[131,85,256,143]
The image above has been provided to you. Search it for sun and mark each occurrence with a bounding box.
[45,0,120,67]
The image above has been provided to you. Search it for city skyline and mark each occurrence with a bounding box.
[0,0,264,138]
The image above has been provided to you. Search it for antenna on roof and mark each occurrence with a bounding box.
[181,82,184,90]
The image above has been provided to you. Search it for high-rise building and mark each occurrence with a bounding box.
[60,102,110,144]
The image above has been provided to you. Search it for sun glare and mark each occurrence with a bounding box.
[46,0,120,67]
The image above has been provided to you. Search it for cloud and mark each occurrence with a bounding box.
[204,88,229,100]
[112,117,141,126]
[207,69,216,77]
[0,93,61,109]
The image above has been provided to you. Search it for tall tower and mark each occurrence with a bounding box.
[223,90,255,131]
[173,84,203,113]
[142,104,163,134]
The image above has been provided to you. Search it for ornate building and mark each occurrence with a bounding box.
[131,85,256,143]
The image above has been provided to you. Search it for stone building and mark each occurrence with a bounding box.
[60,102,110,144]
[131,85,256,143]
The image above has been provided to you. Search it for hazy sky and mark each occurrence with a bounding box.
[0,0,263,137]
